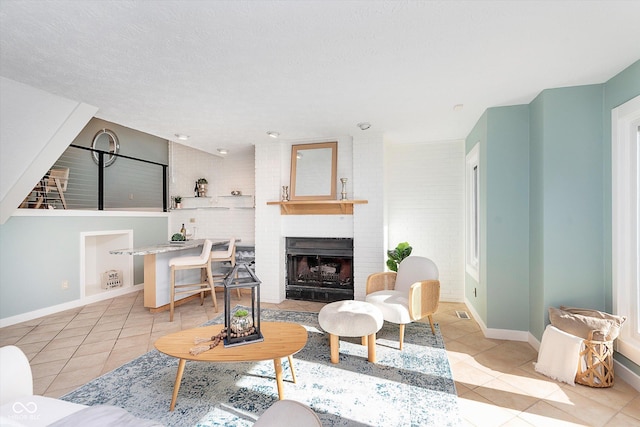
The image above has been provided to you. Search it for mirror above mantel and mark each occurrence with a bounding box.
[267,140,367,215]
[290,141,337,200]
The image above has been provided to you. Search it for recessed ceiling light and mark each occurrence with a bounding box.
[267,131,280,138]
[453,104,464,112]
[217,148,228,155]
[174,134,190,141]
[357,122,371,131]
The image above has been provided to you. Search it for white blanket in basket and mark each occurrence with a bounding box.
[535,325,583,385]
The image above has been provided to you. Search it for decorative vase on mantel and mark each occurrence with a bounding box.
[340,178,348,200]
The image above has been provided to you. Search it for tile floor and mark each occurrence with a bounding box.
[1,291,638,426]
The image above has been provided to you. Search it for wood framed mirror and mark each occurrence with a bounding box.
[290,141,337,200]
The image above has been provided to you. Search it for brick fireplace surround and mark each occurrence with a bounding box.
[253,134,385,304]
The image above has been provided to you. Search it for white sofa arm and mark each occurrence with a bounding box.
[0,346,34,405]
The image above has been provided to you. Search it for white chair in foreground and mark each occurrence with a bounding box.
[365,256,440,350]
[253,399,322,427]
[169,239,217,321]
[0,345,161,426]
[210,237,241,299]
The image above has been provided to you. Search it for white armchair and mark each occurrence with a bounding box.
[365,256,440,350]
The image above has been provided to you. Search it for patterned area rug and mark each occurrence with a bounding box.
[62,308,461,426]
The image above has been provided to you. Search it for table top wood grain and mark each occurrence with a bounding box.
[155,321,308,362]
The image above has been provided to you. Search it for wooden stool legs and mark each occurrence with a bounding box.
[329,333,376,364]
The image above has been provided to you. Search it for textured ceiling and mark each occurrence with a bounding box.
[1,1,639,155]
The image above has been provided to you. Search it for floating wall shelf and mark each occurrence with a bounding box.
[266,199,368,215]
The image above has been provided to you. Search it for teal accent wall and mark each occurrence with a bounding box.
[0,215,168,319]
[485,106,530,330]
[529,93,545,339]
[465,107,529,331]
[531,84,605,337]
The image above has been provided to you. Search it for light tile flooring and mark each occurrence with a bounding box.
[1,291,638,426]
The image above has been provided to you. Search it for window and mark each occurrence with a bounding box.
[466,143,480,281]
[612,95,640,365]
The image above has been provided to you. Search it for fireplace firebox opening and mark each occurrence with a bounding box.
[286,237,354,302]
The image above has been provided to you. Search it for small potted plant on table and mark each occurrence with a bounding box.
[174,196,182,209]
[230,309,254,335]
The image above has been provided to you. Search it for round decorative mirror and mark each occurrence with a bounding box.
[91,129,120,167]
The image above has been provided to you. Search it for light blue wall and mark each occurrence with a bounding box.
[485,106,529,331]
[465,107,529,331]
[528,93,545,339]
[532,84,605,336]
[0,215,168,319]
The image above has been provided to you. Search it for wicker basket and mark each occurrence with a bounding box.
[575,331,614,388]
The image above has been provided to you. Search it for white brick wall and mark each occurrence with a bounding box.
[386,140,465,302]
[353,134,386,300]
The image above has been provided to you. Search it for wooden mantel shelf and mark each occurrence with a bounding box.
[266,199,368,215]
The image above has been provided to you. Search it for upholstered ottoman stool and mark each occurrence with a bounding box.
[318,300,384,364]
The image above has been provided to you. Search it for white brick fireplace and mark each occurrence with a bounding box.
[254,135,385,304]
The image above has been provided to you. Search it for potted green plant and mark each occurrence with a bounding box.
[230,309,253,334]
[196,178,208,197]
[386,241,412,272]
[174,196,182,209]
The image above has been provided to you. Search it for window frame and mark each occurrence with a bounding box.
[466,143,480,282]
[612,95,640,365]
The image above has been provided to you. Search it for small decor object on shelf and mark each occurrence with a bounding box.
[340,178,348,200]
[174,196,182,209]
[387,241,412,272]
[231,190,242,196]
[223,262,263,347]
[197,178,208,197]
[101,270,123,289]
[282,185,289,202]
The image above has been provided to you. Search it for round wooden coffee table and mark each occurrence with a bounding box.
[155,321,307,411]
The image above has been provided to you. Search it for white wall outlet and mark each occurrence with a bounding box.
[129,193,134,200]
[189,218,196,223]
[62,280,69,290]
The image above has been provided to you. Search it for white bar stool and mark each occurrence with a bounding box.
[210,238,242,299]
[169,239,217,322]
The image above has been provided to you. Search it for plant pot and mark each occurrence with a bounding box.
[230,315,253,334]
[175,202,182,209]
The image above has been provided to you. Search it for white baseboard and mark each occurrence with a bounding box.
[463,297,530,342]
[614,359,640,392]
[0,284,143,328]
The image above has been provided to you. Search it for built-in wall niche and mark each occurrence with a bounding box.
[81,230,133,298]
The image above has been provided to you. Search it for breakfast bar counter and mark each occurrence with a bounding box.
[111,239,230,311]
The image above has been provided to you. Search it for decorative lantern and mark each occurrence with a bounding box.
[223,262,263,347]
